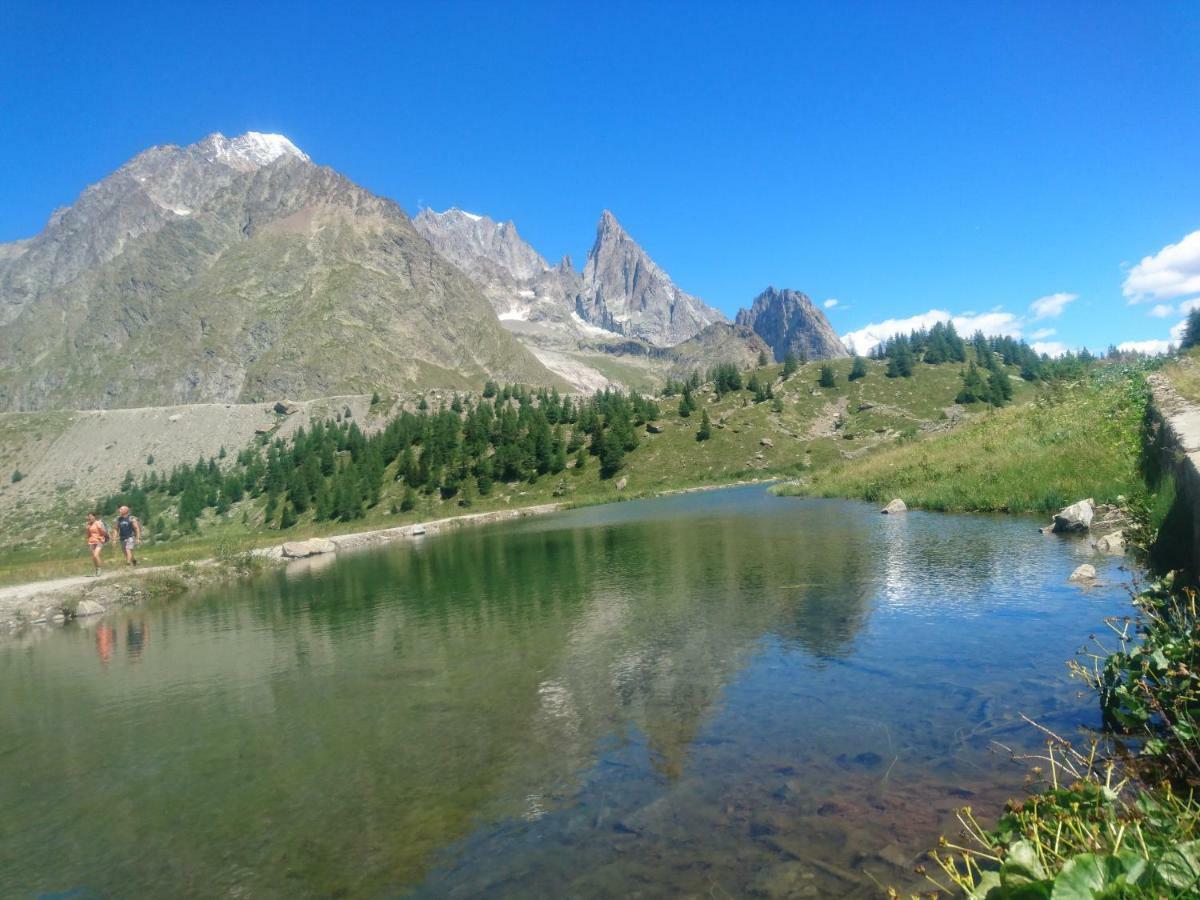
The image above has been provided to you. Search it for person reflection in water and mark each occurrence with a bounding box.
[126,619,149,661]
[95,623,116,665]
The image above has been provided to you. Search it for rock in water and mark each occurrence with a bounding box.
[1069,564,1098,583]
[881,499,907,514]
[280,538,337,559]
[1093,531,1126,555]
[1053,498,1095,532]
[74,598,105,617]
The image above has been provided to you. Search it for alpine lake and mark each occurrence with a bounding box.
[0,485,1135,898]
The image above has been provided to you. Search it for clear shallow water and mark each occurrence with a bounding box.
[0,486,1133,898]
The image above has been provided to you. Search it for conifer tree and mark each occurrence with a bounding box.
[849,356,868,381]
[696,409,712,442]
[1183,309,1200,351]
[782,351,798,378]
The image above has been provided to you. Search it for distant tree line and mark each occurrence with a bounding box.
[867,321,1106,407]
[101,385,659,533]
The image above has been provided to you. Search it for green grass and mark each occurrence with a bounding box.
[776,366,1150,514]
[0,356,1039,585]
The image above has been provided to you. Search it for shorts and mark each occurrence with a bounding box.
[122,537,136,551]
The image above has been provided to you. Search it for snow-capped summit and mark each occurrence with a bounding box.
[198,131,309,171]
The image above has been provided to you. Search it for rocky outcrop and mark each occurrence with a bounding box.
[881,499,907,514]
[576,211,725,347]
[735,287,849,362]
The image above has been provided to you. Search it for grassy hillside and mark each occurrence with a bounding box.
[1159,347,1200,402]
[0,354,1037,585]
[776,366,1149,513]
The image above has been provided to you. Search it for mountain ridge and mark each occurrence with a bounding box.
[0,134,562,410]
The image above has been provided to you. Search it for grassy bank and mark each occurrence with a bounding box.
[776,366,1150,514]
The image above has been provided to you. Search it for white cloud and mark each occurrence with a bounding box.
[840,309,1022,356]
[1171,319,1188,342]
[823,298,839,309]
[1029,292,1078,320]
[1118,339,1174,356]
[1030,327,1056,340]
[1182,298,1200,314]
[1123,229,1200,303]
[1032,341,1068,358]
[1149,303,1176,318]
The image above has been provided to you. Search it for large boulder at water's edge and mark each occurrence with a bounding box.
[1093,531,1126,556]
[281,538,337,559]
[1052,498,1094,533]
[74,598,106,618]
[881,499,907,514]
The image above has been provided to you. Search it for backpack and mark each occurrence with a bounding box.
[98,520,111,543]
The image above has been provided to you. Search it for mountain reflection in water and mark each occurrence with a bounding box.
[0,487,1131,898]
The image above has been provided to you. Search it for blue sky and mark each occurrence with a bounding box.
[3,1,1199,353]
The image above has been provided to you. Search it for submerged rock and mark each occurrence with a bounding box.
[1069,563,1098,584]
[881,498,907,514]
[1052,498,1095,533]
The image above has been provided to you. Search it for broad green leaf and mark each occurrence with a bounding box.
[1002,840,1048,885]
[966,869,1000,899]
[1157,839,1200,890]
[1051,854,1105,899]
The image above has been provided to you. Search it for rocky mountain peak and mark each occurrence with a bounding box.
[413,207,550,285]
[194,131,309,171]
[577,210,725,347]
[735,287,849,361]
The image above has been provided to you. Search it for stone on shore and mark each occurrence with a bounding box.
[281,538,337,559]
[74,598,105,618]
[881,499,907,514]
[1093,531,1126,555]
[615,476,628,491]
[1052,498,1095,533]
[1069,563,1098,584]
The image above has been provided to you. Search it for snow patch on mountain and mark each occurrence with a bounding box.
[200,131,309,170]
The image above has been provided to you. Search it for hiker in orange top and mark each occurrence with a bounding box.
[85,512,108,576]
